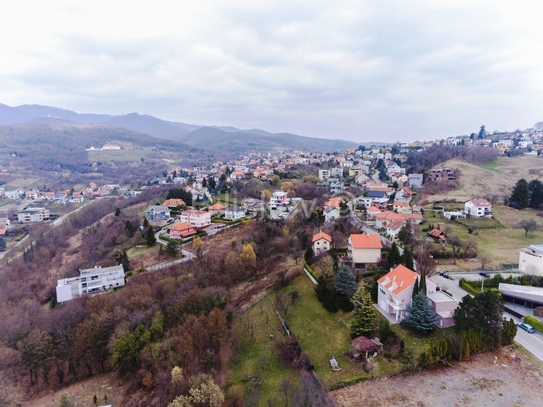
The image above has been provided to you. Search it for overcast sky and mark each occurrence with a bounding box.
[1,1,542,143]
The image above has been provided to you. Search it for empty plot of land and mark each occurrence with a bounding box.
[331,346,543,407]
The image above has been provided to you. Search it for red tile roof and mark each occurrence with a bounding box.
[377,265,417,295]
[350,234,382,249]
[468,198,492,206]
[312,231,332,243]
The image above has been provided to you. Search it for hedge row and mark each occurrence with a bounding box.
[524,316,543,333]
[304,264,318,281]
[459,278,483,296]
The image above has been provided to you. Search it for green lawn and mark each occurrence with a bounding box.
[229,274,459,397]
[422,208,543,266]
[281,276,453,389]
[478,160,503,170]
[6,177,41,189]
[227,298,298,406]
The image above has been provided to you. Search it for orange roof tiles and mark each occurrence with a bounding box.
[209,203,227,210]
[469,198,492,206]
[375,212,406,221]
[164,198,186,207]
[350,234,382,249]
[324,197,343,209]
[312,231,332,243]
[378,265,418,295]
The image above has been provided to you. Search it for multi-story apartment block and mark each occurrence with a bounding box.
[56,265,125,302]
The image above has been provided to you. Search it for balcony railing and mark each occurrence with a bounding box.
[386,299,406,310]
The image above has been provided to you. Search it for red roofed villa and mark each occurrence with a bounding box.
[312,231,332,254]
[464,198,492,218]
[163,198,186,208]
[347,233,382,269]
[169,222,197,239]
[377,265,439,322]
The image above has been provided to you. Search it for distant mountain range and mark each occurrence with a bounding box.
[0,103,383,155]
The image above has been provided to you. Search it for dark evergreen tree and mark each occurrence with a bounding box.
[145,227,156,247]
[315,276,339,313]
[402,291,437,334]
[528,179,543,209]
[387,242,402,267]
[501,318,518,346]
[117,249,131,271]
[0,236,6,252]
[202,177,207,188]
[453,290,505,351]
[397,223,413,246]
[115,207,121,217]
[419,270,427,295]
[124,220,135,237]
[207,176,216,190]
[403,247,415,270]
[412,275,419,299]
[334,265,358,297]
[304,247,314,263]
[509,178,530,209]
[478,125,485,139]
[351,286,378,337]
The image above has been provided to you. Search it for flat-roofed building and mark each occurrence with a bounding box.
[56,265,125,302]
[499,283,543,310]
[519,244,543,276]
[18,207,49,223]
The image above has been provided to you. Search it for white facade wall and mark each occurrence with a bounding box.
[56,265,125,302]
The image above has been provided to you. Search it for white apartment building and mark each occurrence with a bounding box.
[56,264,125,302]
[270,191,288,209]
[18,207,50,223]
[179,210,211,227]
[318,169,331,181]
[464,199,492,218]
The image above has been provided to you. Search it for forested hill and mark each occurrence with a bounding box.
[0,103,361,155]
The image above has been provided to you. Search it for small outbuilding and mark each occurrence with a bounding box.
[349,336,382,361]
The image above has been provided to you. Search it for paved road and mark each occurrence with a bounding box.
[431,274,470,301]
[504,312,543,362]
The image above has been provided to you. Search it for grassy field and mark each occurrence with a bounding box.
[227,297,298,406]
[422,206,543,268]
[5,177,41,189]
[422,155,543,203]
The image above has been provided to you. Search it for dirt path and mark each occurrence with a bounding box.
[331,345,543,407]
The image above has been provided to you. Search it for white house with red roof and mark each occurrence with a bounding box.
[386,219,406,238]
[464,199,492,218]
[377,265,438,322]
[229,170,245,181]
[169,222,197,239]
[375,212,407,229]
[312,231,332,254]
[347,233,382,268]
[366,206,381,218]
